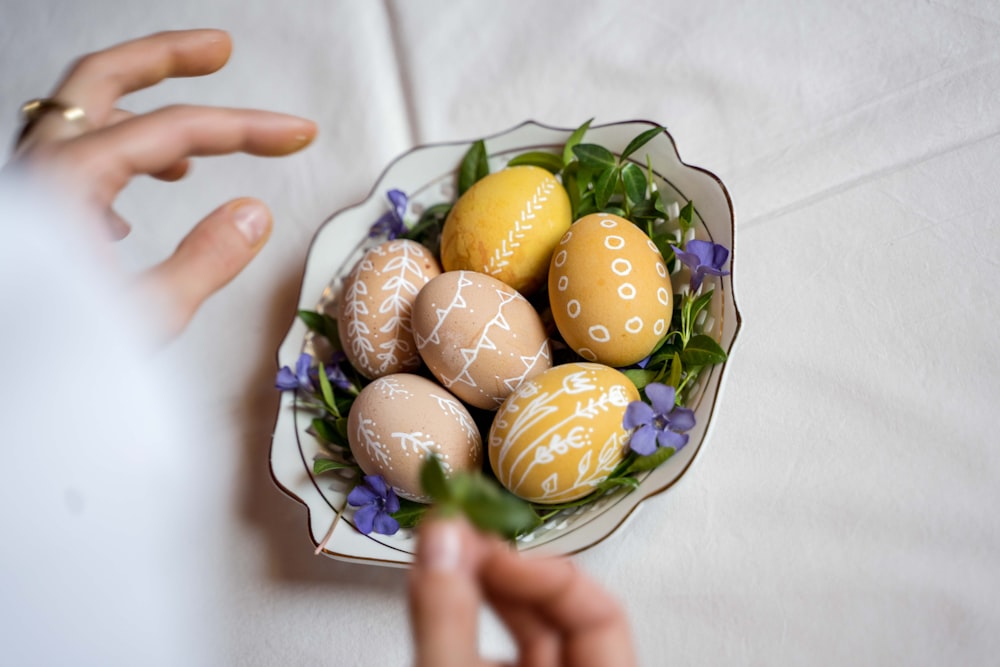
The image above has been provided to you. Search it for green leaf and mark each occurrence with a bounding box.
[298,310,339,344]
[316,362,338,417]
[458,476,542,539]
[507,151,564,173]
[562,118,593,165]
[678,200,694,233]
[621,162,647,206]
[620,126,666,160]
[681,334,728,366]
[391,499,428,529]
[310,417,347,447]
[420,455,452,504]
[626,446,677,473]
[688,289,714,325]
[458,140,489,196]
[573,143,617,171]
[668,351,683,389]
[417,457,541,539]
[623,368,658,391]
[594,166,618,209]
[313,458,356,474]
[593,476,641,493]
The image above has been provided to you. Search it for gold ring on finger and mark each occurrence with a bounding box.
[16,97,90,148]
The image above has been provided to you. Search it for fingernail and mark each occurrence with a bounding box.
[232,202,269,246]
[420,521,462,572]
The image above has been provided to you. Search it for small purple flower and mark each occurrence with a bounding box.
[347,475,401,535]
[275,352,314,391]
[671,239,731,291]
[623,383,696,456]
[368,189,408,240]
[276,352,354,393]
[310,351,354,392]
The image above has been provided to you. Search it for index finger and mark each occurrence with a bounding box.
[61,105,316,201]
[53,30,232,127]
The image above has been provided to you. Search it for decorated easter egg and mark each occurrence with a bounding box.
[347,373,482,502]
[412,270,552,410]
[488,362,638,504]
[548,213,673,367]
[338,240,441,379]
[440,166,571,294]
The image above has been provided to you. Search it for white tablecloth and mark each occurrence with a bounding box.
[2,1,998,664]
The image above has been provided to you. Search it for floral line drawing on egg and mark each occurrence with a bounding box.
[490,371,628,480]
[488,178,553,277]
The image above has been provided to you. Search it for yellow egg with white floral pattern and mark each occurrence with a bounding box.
[488,362,638,504]
[548,213,673,367]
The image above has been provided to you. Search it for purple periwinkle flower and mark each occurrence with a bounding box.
[276,352,354,393]
[275,352,314,391]
[347,475,401,535]
[623,383,696,456]
[671,239,731,291]
[368,189,408,240]
[309,350,354,392]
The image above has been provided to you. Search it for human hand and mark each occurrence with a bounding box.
[409,517,636,667]
[7,29,317,339]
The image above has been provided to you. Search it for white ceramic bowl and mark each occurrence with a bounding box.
[270,120,741,567]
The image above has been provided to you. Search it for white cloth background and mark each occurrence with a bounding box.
[1,0,998,664]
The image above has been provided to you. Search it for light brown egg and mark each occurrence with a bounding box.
[412,270,552,410]
[548,213,673,367]
[488,362,638,504]
[440,166,571,295]
[338,240,441,379]
[347,373,482,502]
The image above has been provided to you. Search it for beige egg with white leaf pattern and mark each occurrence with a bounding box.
[337,240,441,379]
[347,373,483,502]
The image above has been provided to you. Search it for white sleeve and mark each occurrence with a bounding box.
[0,173,220,665]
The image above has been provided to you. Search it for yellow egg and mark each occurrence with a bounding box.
[441,166,571,294]
[548,213,673,367]
[488,362,638,504]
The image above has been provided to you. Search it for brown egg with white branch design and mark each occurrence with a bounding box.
[338,240,441,379]
[347,373,482,502]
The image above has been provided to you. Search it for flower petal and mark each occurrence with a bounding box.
[364,475,390,498]
[685,239,715,266]
[711,243,730,270]
[671,245,700,270]
[657,428,689,451]
[387,189,408,219]
[347,484,378,507]
[295,353,313,386]
[667,406,696,432]
[623,401,655,429]
[372,511,400,536]
[384,487,400,513]
[275,367,299,390]
[628,424,658,455]
[645,383,677,415]
[353,504,378,535]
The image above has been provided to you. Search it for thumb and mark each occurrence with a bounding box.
[136,197,272,341]
[409,518,490,667]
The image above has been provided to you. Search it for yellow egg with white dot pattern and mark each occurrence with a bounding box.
[548,213,673,367]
